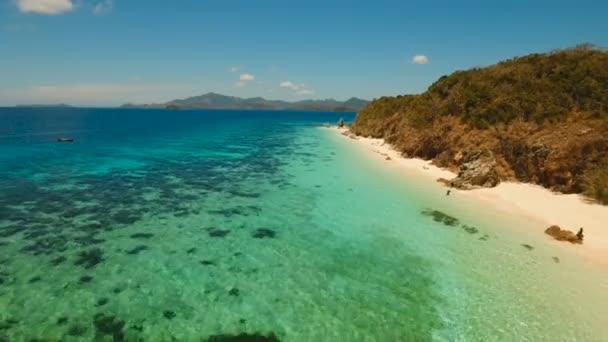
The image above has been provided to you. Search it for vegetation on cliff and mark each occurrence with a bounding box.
[350,45,608,203]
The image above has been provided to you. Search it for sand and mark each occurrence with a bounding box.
[332,127,608,268]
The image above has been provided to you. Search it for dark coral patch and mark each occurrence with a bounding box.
[28,276,42,284]
[50,255,67,266]
[207,228,231,238]
[252,228,276,239]
[200,260,215,266]
[228,287,240,297]
[187,247,197,254]
[96,298,109,307]
[74,248,104,269]
[461,225,479,234]
[93,313,125,341]
[79,275,94,284]
[67,324,87,336]
[163,310,176,320]
[204,332,281,342]
[130,233,154,239]
[421,209,460,227]
[56,317,69,325]
[126,245,148,255]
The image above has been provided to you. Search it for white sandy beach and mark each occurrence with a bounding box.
[332,127,608,268]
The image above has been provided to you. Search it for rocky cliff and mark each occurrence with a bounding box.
[350,45,608,203]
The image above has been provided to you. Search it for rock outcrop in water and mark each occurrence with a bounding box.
[544,225,583,244]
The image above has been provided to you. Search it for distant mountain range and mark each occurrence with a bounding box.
[121,92,369,112]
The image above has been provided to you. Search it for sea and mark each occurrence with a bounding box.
[0,107,607,341]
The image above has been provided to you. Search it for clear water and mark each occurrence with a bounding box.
[0,108,606,341]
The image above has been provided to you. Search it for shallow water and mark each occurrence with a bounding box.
[0,108,607,341]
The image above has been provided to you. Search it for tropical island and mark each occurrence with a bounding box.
[122,92,368,112]
[349,45,608,204]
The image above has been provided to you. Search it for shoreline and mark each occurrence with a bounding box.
[330,126,608,268]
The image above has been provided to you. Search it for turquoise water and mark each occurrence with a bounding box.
[0,108,607,341]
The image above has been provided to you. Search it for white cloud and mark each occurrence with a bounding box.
[239,73,255,81]
[233,81,247,88]
[279,81,300,90]
[93,0,112,15]
[229,66,240,72]
[411,55,429,65]
[280,80,314,96]
[296,89,314,96]
[16,0,74,15]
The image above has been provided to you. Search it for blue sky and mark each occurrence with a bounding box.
[1,0,607,106]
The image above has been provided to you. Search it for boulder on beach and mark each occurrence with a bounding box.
[451,149,500,190]
[544,225,583,244]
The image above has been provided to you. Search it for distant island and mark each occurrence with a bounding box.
[349,44,608,204]
[15,104,72,108]
[121,92,368,112]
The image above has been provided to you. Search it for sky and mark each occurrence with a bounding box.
[0,0,607,106]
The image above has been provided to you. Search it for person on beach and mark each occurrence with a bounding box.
[446,189,451,196]
[577,227,584,241]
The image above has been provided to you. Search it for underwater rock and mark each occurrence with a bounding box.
[56,317,69,325]
[187,247,197,254]
[421,209,460,227]
[544,225,583,244]
[552,257,560,263]
[479,234,490,241]
[228,287,240,297]
[204,332,281,342]
[207,228,231,238]
[93,313,125,341]
[74,248,104,269]
[252,228,276,239]
[200,260,215,266]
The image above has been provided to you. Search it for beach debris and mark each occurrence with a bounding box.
[204,332,281,342]
[544,225,583,244]
[338,118,345,128]
[521,244,534,251]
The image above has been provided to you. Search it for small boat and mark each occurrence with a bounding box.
[57,137,74,143]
